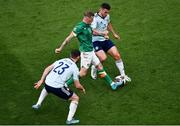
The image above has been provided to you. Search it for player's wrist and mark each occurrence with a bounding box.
[39,79,43,84]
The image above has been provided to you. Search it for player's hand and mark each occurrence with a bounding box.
[113,33,120,40]
[104,35,109,40]
[102,30,109,36]
[34,80,43,89]
[79,87,86,94]
[81,88,86,94]
[55,48,61,54]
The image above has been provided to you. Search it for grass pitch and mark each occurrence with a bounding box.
[0,0,180,124]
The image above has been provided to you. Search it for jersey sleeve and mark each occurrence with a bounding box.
[72,66,79,81]
[73,25,82,36]
[91,17,97,30]
[107,14,110,23]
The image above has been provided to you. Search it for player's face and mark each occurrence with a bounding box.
[87,16,94,24]
[76,56,80,63]
[100,8,110,17]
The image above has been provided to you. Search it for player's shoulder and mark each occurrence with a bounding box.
[76,22,85,28]
[104,14,110,20]
[56,58,70,65]
[106,14,110,18]
[94,13,100,20]
[63,58,73,64]
[94,13,98,18]
[71,61,79,71]
[74,22,85,31]
[94,13,110,20]
[57,58,66,62]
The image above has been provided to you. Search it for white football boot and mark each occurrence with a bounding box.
[32,104,41,110]
[91,65,97,80]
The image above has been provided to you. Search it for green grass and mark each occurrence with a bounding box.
[0,0,180,124]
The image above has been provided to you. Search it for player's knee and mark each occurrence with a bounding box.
[114,53,121,60]
[79,70,87,77]
[80,72,87,77]
[72,94,79,102]
[96,63,103,70]
[75,95,79,102]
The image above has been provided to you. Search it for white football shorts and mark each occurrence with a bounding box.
[80,51,100,69]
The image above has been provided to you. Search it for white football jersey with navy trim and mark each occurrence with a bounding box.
[91,13,110,42]
[45,58,79,88]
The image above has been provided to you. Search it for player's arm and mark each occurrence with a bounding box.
[92,29,109,39]
[72,68,86,94]
[91,17,109,39]
[107,22,120,39]
[92,29,109,36]
[74,80,86,94]
[34,64,54,89]
[55,32,75,54]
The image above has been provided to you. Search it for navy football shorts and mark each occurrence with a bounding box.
[93,39,115,52]
[45,84,73,100]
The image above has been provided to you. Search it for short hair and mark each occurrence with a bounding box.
[101,3,111,10]
[84,11,94,17]
[70,49,80,59]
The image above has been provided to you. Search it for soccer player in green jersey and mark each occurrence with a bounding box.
[55,11,123,90]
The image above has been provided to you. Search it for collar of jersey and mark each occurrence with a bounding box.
[82,21,90,27]
[69,58,75,62]
[97,12,106,19]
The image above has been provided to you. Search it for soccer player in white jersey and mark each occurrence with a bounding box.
[91,3,131,83]
[32,50,85,125]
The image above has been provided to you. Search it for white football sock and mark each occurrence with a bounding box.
[115,59,125,76]
[36,88,48,105]
[67,101,78,121]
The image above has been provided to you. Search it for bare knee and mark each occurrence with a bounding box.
[75,95,79,102]
[96,63,103,70]
[71,94,79,102]
[79,71,87,77]
[79,68,87,77]
[108,46,122,60]
[113,53,121,60]
[96,51,107,63]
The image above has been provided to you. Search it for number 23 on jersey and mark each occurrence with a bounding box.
[53,62,69,75]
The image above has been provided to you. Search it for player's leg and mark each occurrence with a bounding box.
[66,93,80,125]
[95,50,107,62]
[45,85,80,124]
[91,50,107,79]
[107,46,125,76]
[32,87,48,109]
[96,63,123,90]
[107,46,131,82]
[92,52,123,90]
[107,45,131,83]
[91,41,107,79]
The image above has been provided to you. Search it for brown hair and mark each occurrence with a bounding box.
[84,11,94,17]
[101,3,111,10]
[70,49,80,59]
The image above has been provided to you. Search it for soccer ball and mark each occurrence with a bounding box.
[115,75,123,83]
[115,75,131,84]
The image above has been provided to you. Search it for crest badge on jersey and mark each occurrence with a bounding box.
[95,46,99,51]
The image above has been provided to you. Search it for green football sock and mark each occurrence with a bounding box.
[66,76,82,86]
[66,77,73,86]
[98,69,113,86]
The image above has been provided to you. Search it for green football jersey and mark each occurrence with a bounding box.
[73,21,93,52]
